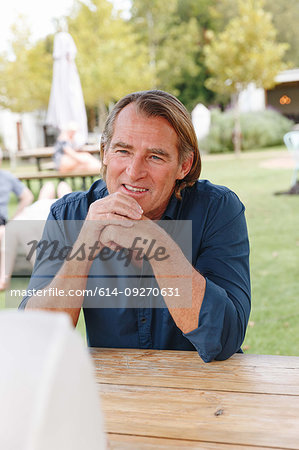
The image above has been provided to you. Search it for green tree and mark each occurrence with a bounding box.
[130,0,200,97]
[210,0,299,67]
[173,0,220,110]
[0,18,52,113]
[204,0,288,154]
[264,0,299,67]
[67,0,153,129]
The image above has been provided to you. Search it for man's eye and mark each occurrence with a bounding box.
[151,155,163,161]
[116,149,129,154]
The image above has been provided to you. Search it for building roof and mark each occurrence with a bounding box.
[275,68,299,84]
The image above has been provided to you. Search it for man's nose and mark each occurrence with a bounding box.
[126,156,147,180]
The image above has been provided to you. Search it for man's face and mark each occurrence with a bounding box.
[103,103,192,220]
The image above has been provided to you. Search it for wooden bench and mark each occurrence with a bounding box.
[18,170,100,191]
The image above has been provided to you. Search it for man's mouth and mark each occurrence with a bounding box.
[123,184,148,193]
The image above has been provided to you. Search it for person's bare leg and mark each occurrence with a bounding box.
[77,153,102,172]
[57,181,72,198]
[58,155,78,173]
[38,181,56,200]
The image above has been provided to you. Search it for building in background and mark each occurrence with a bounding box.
[266,68,299,123]
[238,68,299,123]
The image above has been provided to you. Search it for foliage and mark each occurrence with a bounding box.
[264,0,299,67]
[0,0,298,122]
[204,0,288,153]
[212,0,299,67]
[67,0,153,108]
[130,0,200,96]
[0,18,52,113]
[173,0,220,110]
[200,109,293,153]
[204,0,288,95]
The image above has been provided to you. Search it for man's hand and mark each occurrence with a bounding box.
[99,216,169,258]
[78,192,144,251]
[87,192,143,221]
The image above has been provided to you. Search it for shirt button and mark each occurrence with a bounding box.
[140,317,147,324]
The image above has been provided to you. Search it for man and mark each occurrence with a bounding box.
[20,90,250,362]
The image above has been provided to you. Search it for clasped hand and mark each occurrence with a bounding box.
[82,192,170,262]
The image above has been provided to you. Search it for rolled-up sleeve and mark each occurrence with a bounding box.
[183,190,251,362]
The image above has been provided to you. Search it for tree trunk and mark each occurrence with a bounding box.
[88,107,96,133]
[16,120,23,151]
[98,101,108,133]
[232,92,242,155]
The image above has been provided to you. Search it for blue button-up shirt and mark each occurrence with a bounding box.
[20,179,250,362]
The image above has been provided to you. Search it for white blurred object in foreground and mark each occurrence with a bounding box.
[0,310,106,450]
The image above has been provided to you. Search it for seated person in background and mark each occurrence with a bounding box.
[0,181,72,291]
[21,90,251,363]
[53,122,101,174]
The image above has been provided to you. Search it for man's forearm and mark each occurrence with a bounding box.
[25,257,91,326]
[99,220,206,334]
[25,230,97,326]
[149,236,206,333]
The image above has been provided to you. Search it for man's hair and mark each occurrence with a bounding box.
[100,90,201,199]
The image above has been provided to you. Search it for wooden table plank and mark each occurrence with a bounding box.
[90,349,299,395]
[108,433,276,449]
[90,349,299,449]
[99,384,299,449]
[17,145,99,159]
[90,348,299,369]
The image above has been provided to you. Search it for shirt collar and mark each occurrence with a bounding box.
[162,192,180,220]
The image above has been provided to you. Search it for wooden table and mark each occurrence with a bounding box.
[18,169,100,190]
[17,144,100,171]
[90,348,299,449]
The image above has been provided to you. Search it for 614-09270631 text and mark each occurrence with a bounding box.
[9,287,181,298]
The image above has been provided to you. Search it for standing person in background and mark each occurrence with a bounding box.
[0,148,33,236]
[0,148,34,287]
[53,122,101,174]
[0,181,72,291]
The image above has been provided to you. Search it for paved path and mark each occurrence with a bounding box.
[202,149,294,170]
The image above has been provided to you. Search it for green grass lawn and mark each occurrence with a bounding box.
[200,148,299,356]
[1,148,298,356]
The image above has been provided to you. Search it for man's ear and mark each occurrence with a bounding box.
[177,153,194,180]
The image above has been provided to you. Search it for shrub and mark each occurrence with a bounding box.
[200,108,294,153]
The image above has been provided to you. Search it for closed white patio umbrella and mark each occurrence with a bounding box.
[46,31,88,145]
